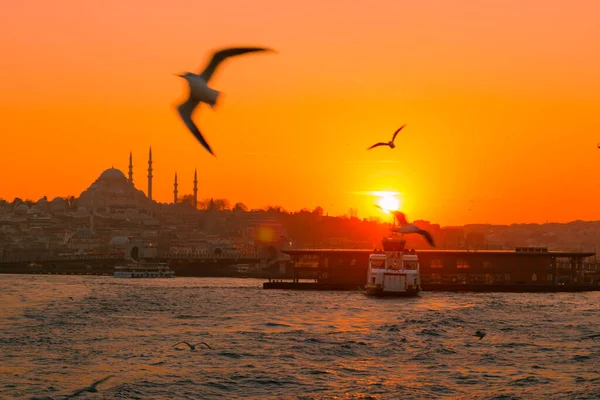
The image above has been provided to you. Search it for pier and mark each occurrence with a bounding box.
[0,251,263,277]
[263,247,600,292]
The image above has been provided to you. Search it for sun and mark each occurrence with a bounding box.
[377,192,401,212]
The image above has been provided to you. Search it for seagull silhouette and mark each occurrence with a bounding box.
[68,297,74,301]
[172,341,213,351]
[580,333,600,342]
[474,330,486,340]
[64,375,114,399]
[175,47,275,156]
[367,125,406,150]
[376,206,435,247]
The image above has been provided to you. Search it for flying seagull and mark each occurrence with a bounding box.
[580,333,600,342]
[367,125,406,150]
[64,375,114,399]
[172,341,213,351]
[383,208,435,247]
[175,47,275,156]
[474,330,486,340]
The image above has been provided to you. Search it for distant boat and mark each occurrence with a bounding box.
[364,236,421,297]
[114,261,175,278]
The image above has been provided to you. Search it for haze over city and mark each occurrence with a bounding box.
[3,1,600,399]
[2,0,600,226]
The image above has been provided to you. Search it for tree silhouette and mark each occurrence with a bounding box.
[213,199,230,211]
[178,194,195,208]
[234,202,248,212]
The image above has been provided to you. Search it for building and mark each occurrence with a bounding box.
[77,168,150,213]
[277,245,599,291]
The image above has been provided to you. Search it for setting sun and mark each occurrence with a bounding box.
[375,192,401,212]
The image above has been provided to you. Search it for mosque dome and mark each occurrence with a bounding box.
[49,197,68,212]
[77,152,156,212]
[99,168,127,182]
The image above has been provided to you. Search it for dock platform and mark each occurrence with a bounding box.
[263,281,361,291]
[263,281,600,292]
[421,283,600,292]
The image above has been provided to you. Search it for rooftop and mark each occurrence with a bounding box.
[282,248,596,257]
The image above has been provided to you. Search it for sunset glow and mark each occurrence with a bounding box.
[375,192,401,213]
[1,1,600,225]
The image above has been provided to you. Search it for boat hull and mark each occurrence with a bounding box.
[114,271,175,278]
[365,284,420,297]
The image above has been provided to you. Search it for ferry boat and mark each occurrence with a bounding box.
[365,236,421,297]
[113,261,175,278]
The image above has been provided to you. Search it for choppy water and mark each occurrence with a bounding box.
[0,275,598,399]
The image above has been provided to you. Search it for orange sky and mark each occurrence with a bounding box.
[1,0,600,226]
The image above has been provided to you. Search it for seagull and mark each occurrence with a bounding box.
[474,330,486,340]
[175,46,275,156]
[367,125,406,150]
[68,297,74,301]
[378,207,435,247]
[172,341,213,351]
[64,375,114,399]
[581,333,600,342]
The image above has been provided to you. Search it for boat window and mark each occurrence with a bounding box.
[430,259,443,269]
[457,259,469,269]
[405,261,418,270]
[371,260,386,269]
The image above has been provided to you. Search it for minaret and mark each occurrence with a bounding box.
[128,151,133,184]
[193,168,198,209]
[147,147,153,201]
[173,172,178,204]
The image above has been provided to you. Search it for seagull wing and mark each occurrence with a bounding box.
[391,211,409,226]
[391,124,406,143]
[177,98,215,156]
[89,375,114,390]
[65,376,113,399]
[195,342,213,349]
[367,142,389,150]
[66,388,87,399]
[199,47,273,82]
[172,341,192,349]
[418,229,435,247]
[393,224,416,234]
